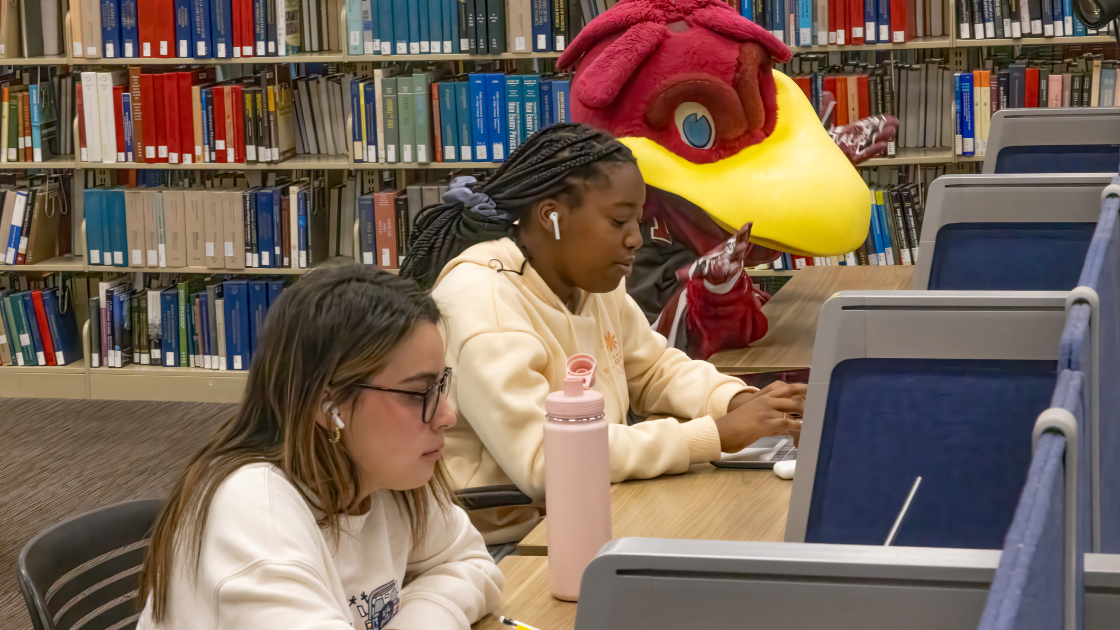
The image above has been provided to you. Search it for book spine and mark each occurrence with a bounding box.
[506,75,522,154]
[552,0,565,49]
[488,73,506,161]
[122,92,134,162]
[531,0,550,50]
[470,74,487,161]
[102,0,122,57]
[961,72,974,156]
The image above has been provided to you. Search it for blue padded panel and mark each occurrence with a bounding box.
[805,358,1058,549]
[976,433,1066,630]
[1050,370,1088,630]
[927,223,1095,291]
[993,145,1120,174]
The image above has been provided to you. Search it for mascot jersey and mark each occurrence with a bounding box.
[557,0,892,360]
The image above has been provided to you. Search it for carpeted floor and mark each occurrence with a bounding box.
[0,398,234,630]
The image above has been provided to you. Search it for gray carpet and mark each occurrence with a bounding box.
[0,398,234,630]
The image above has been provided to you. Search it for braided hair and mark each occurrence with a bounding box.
[400,123,637,290]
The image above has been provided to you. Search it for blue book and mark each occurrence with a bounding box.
[358,193,376,264]
[522,75,540,141]
[160,288,179,367]
[1052,0,1064,35]
[122,92,134,162]
[363,80,378,162]
[863,0,876,42]
[248,280,268,358]
[740,0,750,17]
[877,0,891,42]
[21,293,46,366]
[256,188,275,268]
[417,0,429,52]
[428,0,442,52]
[505,75,523,154]
[379,0,395,53]
[394,0,410,53]
[351,79,364,162]
[447,0,459,52]
[121,0,139,56]
[1062,0,1074,33]
[540,79,554,127]
[198,290,210,366]
[200,89,211,160]
[438,83,458,161]
[552,79,570,124]
[960,72,974,157]
[191,0,212,56]
[253,0,267,54]
[41,288,81,366]
[297,189,308,266]
[224,280,250,370]
[353,0,370,54]
[170,0,190,56]
[454,81,472,161]
[29,84,42,161]
[1102,69,1117,107]
[470,74,488,161]
[800,0,814,44]
[211,0,233,57]
[488,73,508,161]
[267,280,285,306]
[531,0,551,51]
[876,196,895,264]
[868,196,886,265]
[1073,11,1086,34]
[112,287,133,366]
[101,0,121,57]
[771,0,784,42]
[84,189,105,266]
[106,189,128,266]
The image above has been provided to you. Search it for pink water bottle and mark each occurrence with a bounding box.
[544,354,612,602]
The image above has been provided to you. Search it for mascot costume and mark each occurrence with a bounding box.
[556,0,897,360]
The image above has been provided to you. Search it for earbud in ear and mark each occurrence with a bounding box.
[323,401,345,430]
[549,211,561,240]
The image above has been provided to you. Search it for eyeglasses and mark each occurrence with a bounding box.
[354,367,453,424]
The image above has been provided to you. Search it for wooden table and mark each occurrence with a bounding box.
[710,266,915,374]
[473,556,573,630]
[517,464,791,556]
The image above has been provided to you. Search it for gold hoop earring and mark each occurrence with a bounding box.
[330,426,341,444]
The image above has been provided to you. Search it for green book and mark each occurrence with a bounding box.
[8,98,17,160]
[397,76,415,164]
[178,281,189,368]
[413,72,432,164]
[383,78,399,163]
[7,294,35,366]
[2,295,23,366]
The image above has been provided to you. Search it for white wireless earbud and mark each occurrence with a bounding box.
[322,401,345,429]
[549,211,561,240]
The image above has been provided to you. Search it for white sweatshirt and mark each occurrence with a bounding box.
[137,463,503,630]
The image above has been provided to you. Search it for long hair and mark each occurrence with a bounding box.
[140,265,453,622]
[400,123,637,290]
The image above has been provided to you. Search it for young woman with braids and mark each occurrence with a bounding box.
[401,123,805,545]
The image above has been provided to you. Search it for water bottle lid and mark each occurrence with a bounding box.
[545,355,605,420]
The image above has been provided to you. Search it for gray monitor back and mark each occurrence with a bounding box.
[913,174,1112,290]
[784,291,1069,544]
[984,108,1120,174]
[575,538,1120,630]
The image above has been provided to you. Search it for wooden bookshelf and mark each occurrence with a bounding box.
[70,51,349,65]
[790,35,952,53]
[0,364,89,398]
[0,255,86,273]
[350,52,563,61]
[1,56,70,65]
[954,35,1118,47]
[80,154,352,170]
[3,157,78,169]
[87,256,358,275]
[88,364,248,402]
[352,161,504,169]
[862,147,957,167]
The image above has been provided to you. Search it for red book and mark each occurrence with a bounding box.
[889,0,916,42]
[1025,68,1039,108]
[137,0,159,57]
[431,83,442,162]
[231,85,245,162]
[156,0,175,56]
[374,191,400,270]
[849,0,864,44]
[129,67,146,163]
[113,84,126,162]
[795,77,811,100]
[231,0,242,58]
[213,86,227,163]
[834,75,849,125]
[21,92,31,161]
[162,73,181,162]
[178,72,194,164]
[139,73,162,162]
[991,72,1001,113]
[241,0,254,56]
[828,0,839,42]
[837,0,847,44]
[223,85,235,162]
[31,291,57,366]
[76,85,88,162]
[857,74,870,118]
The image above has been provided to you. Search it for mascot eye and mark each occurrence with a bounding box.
[674,102,715,150]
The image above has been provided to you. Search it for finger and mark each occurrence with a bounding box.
[754,380,788,395]
[766,397,806,414]
[764,383,807,399]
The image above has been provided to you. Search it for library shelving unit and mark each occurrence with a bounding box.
[4,4,1117,401]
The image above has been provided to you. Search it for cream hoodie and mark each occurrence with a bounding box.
[433,238,753,544]
[136,463,502,630]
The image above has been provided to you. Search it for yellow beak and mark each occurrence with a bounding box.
[619,71,871,257]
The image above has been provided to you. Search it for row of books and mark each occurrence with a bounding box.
[956,0,1109,39]
[0,0,64,58]
[1,67,68,163]
[89,274,287,370]
[0,284,82,366]
[84,174,351,270]
[771,183,926,269]
[346,70,571,164]
[0,182,66,266]
[77,66,297,165]
[732,0,948,46]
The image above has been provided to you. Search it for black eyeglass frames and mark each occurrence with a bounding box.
[353,367,453,424]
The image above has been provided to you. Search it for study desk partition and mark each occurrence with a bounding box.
[709,266,916,374]
[516,464,791,556]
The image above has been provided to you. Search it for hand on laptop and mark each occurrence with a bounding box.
[718,383,806,453]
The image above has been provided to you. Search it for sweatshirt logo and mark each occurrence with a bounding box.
[349,581,400,630]
[603,331,624,373]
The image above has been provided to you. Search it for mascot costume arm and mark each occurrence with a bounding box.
[558,0,889,360]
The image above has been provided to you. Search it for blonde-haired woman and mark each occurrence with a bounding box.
[137,266,502,630]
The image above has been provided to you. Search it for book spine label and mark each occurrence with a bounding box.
[470,75,487,161]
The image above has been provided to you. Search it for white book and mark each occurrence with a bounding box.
[5,190,27,264]
[924,63,939,148]
[276,0,287,56]
[316,78,337,155]
[81,72,102,162]
[96,71,126,164]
